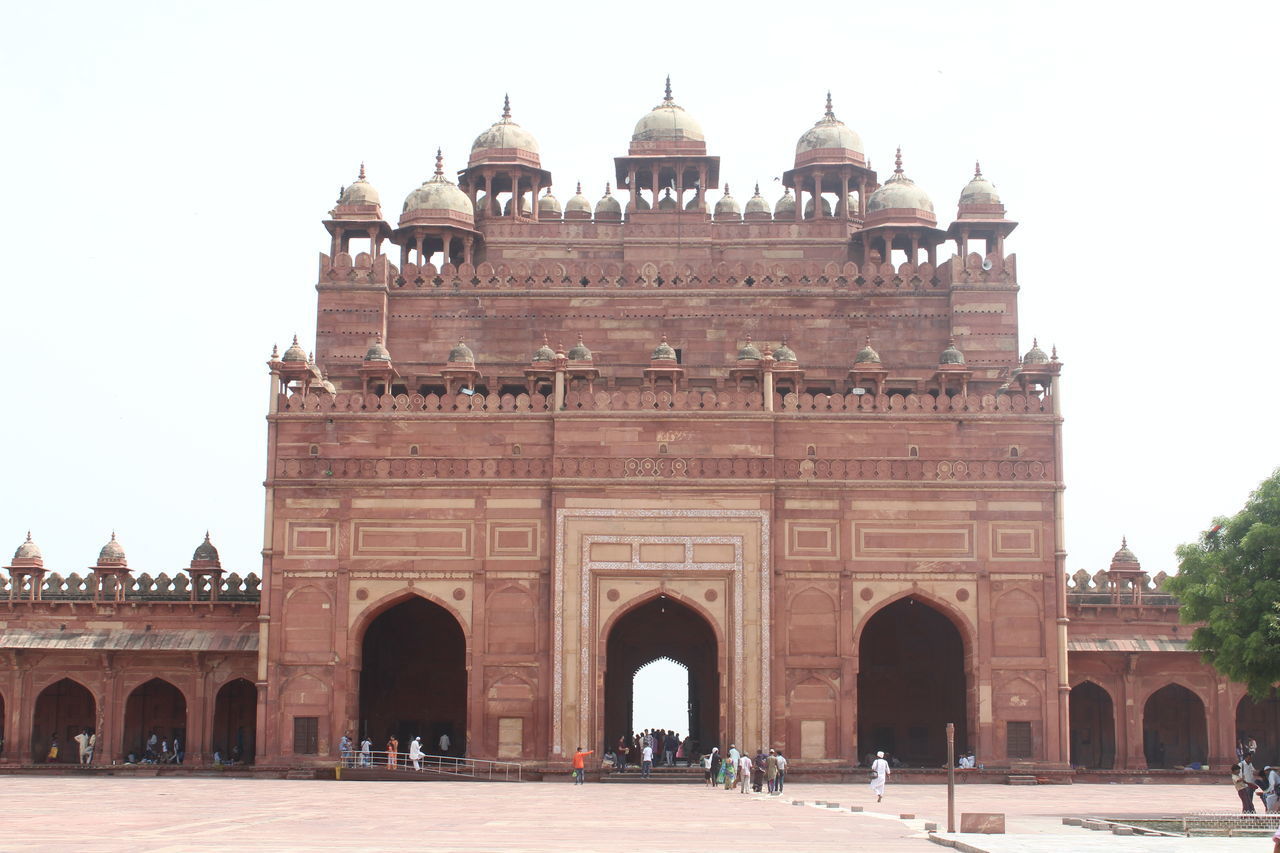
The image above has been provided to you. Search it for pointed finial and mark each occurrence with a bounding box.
[502,93,511,120]
[664,75,673,103]
[753,182,761,196]
[1121,535,1128,548]
[111,531,117,542]
[661,334,669,343]
[604,182,612,196]
[724,183,730,196]
[204,530,211,542]
[292,335,299,346]
[576,181,582,194]
[973,160,982,179]
[745,335,752,344]
[543,333,550,346]
[358,162,366,181]
[1051,344,1058,361]
[308,351,315,364]
[1032,337,1038,348]
[824,91,835,120]
[894,147,904,175]
[25,530,32,542]
[271,343,279,359]
[434,148,444,179]
[577,333,584,344]
[865,335,873,346]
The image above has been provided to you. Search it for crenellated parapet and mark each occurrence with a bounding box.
[1065,568,1177,608]
[0,570,260,602]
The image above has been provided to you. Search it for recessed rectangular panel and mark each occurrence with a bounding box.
[786,521,839,560]
[853,522,976,560]
[691,543,736,563]
[488,522,540,558]
[352,522,471,558]
[287,522,335,556]
[637,543,686,563]
[990,524,1041,560]
[589,542,632,562]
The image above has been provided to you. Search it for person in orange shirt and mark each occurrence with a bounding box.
[386,735,399,770]
[572,746,594,785]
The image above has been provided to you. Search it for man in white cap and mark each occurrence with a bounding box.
[409,736,424,771]
[870,751,890,802]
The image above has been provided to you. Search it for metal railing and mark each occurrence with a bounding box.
[341,750,522,782]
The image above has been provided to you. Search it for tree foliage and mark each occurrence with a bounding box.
[1167,468,1280,698]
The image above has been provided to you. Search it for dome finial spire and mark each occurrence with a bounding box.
[502,92,511,121]
[358,161,366,181]
[894,146,904,176]
[753,182,761,196]
[973,160,982,179]
[434,148,444,180]
[604,181,612,196]
[576,181,582,194]
[824,90,835,120]
[664,74,673,104]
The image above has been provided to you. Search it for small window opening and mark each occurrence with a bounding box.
[908,445,919,458]
[512,444,522,456]
[806,445,816,457]
[390,383,408,397]
[309,444,320,457]
[673,348,683,364]
[409,445,420,457]
[1009,446,1020,458]
[658,443,669,455]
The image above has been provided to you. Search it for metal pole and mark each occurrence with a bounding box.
[946,722,956,833]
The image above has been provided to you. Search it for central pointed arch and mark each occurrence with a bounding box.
[32,678,96,763]
[122,678,187,762]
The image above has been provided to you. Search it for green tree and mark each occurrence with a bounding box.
[1167,468,1280,698]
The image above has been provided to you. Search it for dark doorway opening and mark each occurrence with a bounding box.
[122,678,187,762]
[858,597,967,766]
[32,678,96,763]
[604,595,718,758]
[1238,690,1280,768]
[1070,681,1116,769]
[1143,683,1207,768]
[360,597,467,756]
[212,678,257,764]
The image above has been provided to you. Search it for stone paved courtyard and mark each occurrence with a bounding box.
[0,777,1262,852]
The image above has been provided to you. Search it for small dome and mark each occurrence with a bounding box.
[192,532,220,564]
[854,337,881,364]
[657,188,678,210]
[401,150,474,224]
[651,336,677,361]
[12,531,41,563]
[867,149,935,214]
[502,196,533,216]
[1022,338,1049,366]
[567,335,592,361]
[939,338,965,365]
[470,95,540,165]
[448,340,475,363]
[565,182,592,215]
[684,195,704,212]
[365,335,391,362]
[538,190,562,217]
[533,337,556,362]
[959,162,1001,206]
[320,374,336,394]
[1112,537,1139,564]
[847,192,860,213]
[98,532,126,565]
[794,93,865,165]
[595,184,621,217]
[804,196,833,217]
[715,185,741,218]
[336,163,380,207]
[282,336,307,363]
[632,77,705,146]
[772,341,797,363]
[774,188,795,219]
[744,184,771,217]
[737,337,762,361]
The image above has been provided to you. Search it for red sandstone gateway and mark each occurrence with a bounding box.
[0,80,1257,774]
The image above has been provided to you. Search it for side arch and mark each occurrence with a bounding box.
[347,587,470,667]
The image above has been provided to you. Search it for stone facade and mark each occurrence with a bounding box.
[2,81,1269,772]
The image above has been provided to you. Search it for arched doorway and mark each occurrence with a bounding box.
[858,597,968,766]
[604,595,718,758]
[122,679,187,763]
[1070,681,1116,769]
[1237,690,1280,767]
[1143,683,1207,768]
[32,678,96,763]
[359,596,466,755]
[212,678,257,764]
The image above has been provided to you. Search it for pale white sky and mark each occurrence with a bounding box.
[2,0,1277,585]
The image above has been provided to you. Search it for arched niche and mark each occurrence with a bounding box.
[32,678,96,763]
[787,588,838,656]
[1070,681,1116,769]
[1143,683,1207,768]
[212,678,257,764]
[122,678,187,762]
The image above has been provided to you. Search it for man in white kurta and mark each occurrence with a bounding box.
[409,737,424,771]
[870,751,890,802]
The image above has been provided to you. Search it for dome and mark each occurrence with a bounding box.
[448,340,475,363]
[336,163,380,207]
[804,196,833,217]
[866,149,935,215]
[567,335,592,361]
[773,341,797,363]
[320,374,336,394]
[401,150,474,224]
[1112,537,1139,565]
[684,196,704,212]
[854,337,881,364]
[657,188,678,210]
[715,185,741,218]
[959,162,1001,206]
[538,190,562,218]
[794,93,865,166]
[12,532,41,563]
[282,335,307,363]
[939,338,965,365]
[744,184,771,217]
[533,337,555,362]
[192,532,220,564]
[737,337,762,361]
[365,335,391,362]
[774,188,795,219]
[631,77,705,147]
[651,336,677,361]
[1022,338,1049,366]
[502,196,533,216]
[564,182,592,216]
[98,533,126,565]
[469,95,540,166]
[594,184,621,218]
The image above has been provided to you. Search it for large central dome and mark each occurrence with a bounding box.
[470,95,541,168]
[630,77,706,152]
[794,93,865,168]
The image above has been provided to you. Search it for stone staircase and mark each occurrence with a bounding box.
[1006,774,1039,785]
[600,765,704,784]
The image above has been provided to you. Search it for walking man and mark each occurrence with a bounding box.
[766,749,778,794]
[439,732,451,755]
[870,750,890,803]
[359,736,372,766]
[74,730,90,765]
[775,750,787,793]
[641,741,654,778]
[339,731,352,767]
[409,736,424,771]
[572,745,594,785]
[738,751,753,793]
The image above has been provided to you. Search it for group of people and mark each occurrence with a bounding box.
[702,745,788,794]
[1234,739,1280,813]
[339,731,453,769]
[608,729,693,776]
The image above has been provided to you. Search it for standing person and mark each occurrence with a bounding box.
[572,745,594,784]
[738,751,753,793]
[46,735,59,763]
[74,730,90,765]
[439,732,451,756]
[86,731,96,765]
[616,735,629,773]
[641,741,654,778]
[702,749,715,786]
[753,749,767,792]
[775,750,787,793]
[870,750,890,803]
[1236,752,1261,813]
[386,734,399,770]
[766,749,779,794]
[708,748,721,788]
[664,731,677,768]
[359,736,372,767]
[723,752,736,790]
[409,736,424,771]
[339,732,352,767]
